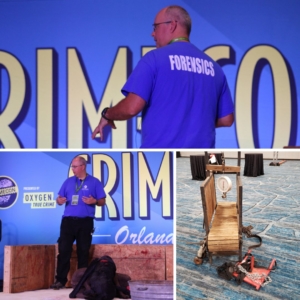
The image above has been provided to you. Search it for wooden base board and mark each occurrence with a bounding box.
[4,244,173,293]
[3,245,55,293]
[60,244,173,287]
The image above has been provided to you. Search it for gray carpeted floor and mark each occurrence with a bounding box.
[176,157,300,300]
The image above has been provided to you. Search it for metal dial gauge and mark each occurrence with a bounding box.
[217,176,232,193]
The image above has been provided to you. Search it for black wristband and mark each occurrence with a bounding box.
[101,107,111,121]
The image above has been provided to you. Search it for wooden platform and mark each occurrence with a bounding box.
[200,169,242,262]
[4,244,173,293]
[208,202,239,252]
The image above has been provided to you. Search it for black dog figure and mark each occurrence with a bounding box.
[70,255,130,300]
[86,256,116,300]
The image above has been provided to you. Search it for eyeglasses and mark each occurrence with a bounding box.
[71,164,83,169]
[152,21,172,31]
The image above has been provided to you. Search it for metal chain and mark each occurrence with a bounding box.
[221,152,225,169]
[237,264,272,287]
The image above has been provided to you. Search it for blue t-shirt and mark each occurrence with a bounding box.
[58,174,106,218]
[122,42,234,148]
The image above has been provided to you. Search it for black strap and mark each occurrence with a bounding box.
[242,225,262,249]
[69,258,100,298]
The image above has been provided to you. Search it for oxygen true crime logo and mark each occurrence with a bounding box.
[23,192,56,209]
[0,176,18,209]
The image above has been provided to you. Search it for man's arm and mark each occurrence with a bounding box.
[96,197,106,206]
[105,93,146,120]
[82,196,106,206]
[215,113,234,128]
[92,93,146,141]
[56,195,67,205]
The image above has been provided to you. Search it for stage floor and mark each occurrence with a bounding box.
[0,289,126,300]
[0,288,70,300]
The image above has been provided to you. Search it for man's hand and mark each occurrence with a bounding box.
[57,196,67,205]
[82,195,97,205]
[92,117,116,141]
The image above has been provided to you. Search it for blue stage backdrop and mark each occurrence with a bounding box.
[0,0,299,149]
[0,151,173,280]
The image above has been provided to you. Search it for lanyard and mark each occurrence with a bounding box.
[75,175,87,194]
[168,37,189,44]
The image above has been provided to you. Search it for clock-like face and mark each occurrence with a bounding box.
[217,176,232,193]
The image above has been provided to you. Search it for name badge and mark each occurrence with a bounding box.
[71,195,79,205]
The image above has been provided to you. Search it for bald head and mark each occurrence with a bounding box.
[75,156,87,167]
[165,5,192,35]
[152,5,191,48]
[71,156,87,179]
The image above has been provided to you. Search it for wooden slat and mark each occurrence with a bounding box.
[206,165,241,172]
[213,214,237,221]
[166,245,173,281]
[212,217,237,224]
[209,228,238,235]
[209,243,239,252]
[215,207,237,213]
[213,216,237,220]
[209,241,239,247]
[208,239,239,245]
[4,245,55,293]
[92,244,165,259]
[209,241,240,247]
[214,211,237,217]
[209,236,238,241]
[3,245,12,293]
[211,227,238,231]
[201,174,216,231]
[237,176,243,236]
[209,227,238,235]
[217,202,236,208]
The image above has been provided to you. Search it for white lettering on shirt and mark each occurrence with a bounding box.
[169,55,215,77]
[180,55,187,70]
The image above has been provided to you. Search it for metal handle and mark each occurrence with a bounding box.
[137,287,148,291]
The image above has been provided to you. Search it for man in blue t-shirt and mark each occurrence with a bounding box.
[50,156,106,290]
[92,5,234,148]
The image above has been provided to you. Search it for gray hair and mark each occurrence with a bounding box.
[165,5,192,35]
[75,156,87,167]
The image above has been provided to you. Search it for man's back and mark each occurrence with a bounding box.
[122,42,233,148]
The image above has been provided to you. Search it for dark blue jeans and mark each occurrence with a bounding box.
[56,216,93,285]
